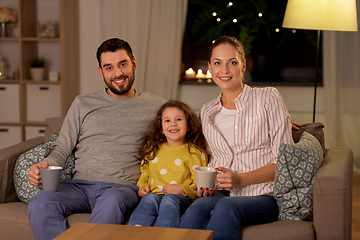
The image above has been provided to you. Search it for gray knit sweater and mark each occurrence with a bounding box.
[45,89,166,185]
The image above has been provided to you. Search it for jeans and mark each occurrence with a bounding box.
[128,192,193,228]
[179,191,278,240]
[27,179,138,240]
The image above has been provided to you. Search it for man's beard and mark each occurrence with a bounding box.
[106,72,135,96]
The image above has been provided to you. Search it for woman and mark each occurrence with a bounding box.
[179,36,293,240]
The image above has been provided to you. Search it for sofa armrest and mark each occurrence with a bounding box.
[313,148,353,240]
[0,137,44,204]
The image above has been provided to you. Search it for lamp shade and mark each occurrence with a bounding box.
[282,0,358,32]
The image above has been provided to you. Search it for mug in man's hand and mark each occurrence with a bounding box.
[40,166,62,191]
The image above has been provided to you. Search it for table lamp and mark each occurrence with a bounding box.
[282,0,358,123]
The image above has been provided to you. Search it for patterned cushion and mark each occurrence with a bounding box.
[13,133,75,203]
[274,131,324,221]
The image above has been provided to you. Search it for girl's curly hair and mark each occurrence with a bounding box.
[138,100,209,161]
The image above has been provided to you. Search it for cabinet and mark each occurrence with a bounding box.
[0,0,79,149]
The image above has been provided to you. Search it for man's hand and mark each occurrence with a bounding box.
[28,162,49,186]
[163,184,185,195]
[216,167,240,191]
[139,186,150,197]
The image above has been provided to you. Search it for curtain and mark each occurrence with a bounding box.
[100,0,188,100]
[323,2,360,174]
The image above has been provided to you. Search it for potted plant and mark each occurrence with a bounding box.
[28,56,45,80]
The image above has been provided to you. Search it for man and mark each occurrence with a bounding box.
[27,38,166,240]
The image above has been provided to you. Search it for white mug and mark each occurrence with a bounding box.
[195,166,218,189]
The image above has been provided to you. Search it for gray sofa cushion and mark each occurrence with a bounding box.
[274,132,323,221]
[13,133,75,203]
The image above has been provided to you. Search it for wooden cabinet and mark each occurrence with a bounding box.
[0,0,79,148]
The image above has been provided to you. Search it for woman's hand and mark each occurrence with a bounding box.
[291,121,302,131]
[139,186,150,197]
[193,185,216,197]
[163,184,185,195]
[215,167,240,190]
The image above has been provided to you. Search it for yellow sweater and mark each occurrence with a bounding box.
[137,143,207,200]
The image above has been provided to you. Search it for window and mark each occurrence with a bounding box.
[181,0,322,86]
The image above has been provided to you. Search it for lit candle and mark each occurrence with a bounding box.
[196,69,204,79]
[206,70,212,79]
[184,68,195,79]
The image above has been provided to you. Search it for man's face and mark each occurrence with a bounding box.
[98,49,137,99]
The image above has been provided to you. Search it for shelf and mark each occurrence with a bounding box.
[0,0,79,148]
[22,80,61,84]
[21,37,60,42]
[0,37,20,41]
[0,80,20,83]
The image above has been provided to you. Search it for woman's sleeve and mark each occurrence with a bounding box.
[267,88,293,162]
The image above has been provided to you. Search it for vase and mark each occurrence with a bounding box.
[0,22,8,37]
[30,68,45,81]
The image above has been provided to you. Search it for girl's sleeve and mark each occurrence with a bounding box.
[137,160,150,193]
[182,150,208,200]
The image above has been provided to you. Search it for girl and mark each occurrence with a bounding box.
[179,36,293,240]
[128,100,208,228]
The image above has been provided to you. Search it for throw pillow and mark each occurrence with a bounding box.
[274,131,324,221]
[13,133,75,204]
[292,122,325,154]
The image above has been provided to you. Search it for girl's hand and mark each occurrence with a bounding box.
[216,167,240,190]
[193,185,216,197]
[163,184,185,195]
[139,186,150,197]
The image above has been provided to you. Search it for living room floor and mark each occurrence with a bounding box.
[353,175,360,240]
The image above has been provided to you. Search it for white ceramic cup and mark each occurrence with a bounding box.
[195,166,218,189]
[40,166,63,191]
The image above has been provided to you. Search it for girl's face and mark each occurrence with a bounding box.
[161,107,188,147]
[208,43,246,91]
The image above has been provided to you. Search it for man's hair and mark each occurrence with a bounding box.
[96,38,134,67]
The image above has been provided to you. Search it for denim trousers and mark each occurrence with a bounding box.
[128,192,193,228]
[27,179,138,240]
[179,190,279,240]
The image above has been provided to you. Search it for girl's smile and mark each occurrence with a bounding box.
[161,107,188,147]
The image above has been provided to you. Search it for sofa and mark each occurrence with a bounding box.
[0,118,354,240]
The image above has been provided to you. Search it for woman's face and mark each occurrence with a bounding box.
[208,43,246,91]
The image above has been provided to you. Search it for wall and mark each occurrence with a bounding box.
[79,0,104,95]
[79,1,326,126]
[178,84,325,125]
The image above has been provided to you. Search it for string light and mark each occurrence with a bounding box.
[292,29,296,33]
[275,28,280,32]
[227,2,233,8]
[212,12,217,17]
[258,13,263,17]
[233,19,237,23]
[217,18,221,22]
